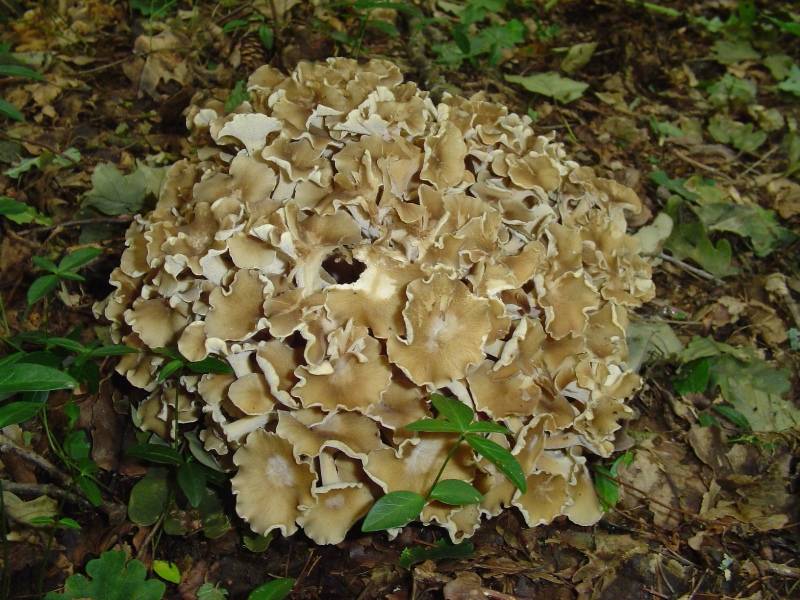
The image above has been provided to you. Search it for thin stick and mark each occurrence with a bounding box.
[20,215,133,235]
[0,480,93,509]
[738,146,778,180]
[671,149,733,181]
[0,433,73,488]
[658,252,724,285]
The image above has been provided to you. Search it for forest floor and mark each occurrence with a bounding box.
[1,0,799,598]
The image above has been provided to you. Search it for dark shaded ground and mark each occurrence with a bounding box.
[1,1,799,598]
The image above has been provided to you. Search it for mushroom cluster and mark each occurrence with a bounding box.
[102,58,654,544]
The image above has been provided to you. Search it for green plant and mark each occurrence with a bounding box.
[361,394,525,532]
[248,577,295,600]
[0,44,43,121]
[327,1,422,55]
[0,196,51,225]
[44,550,165,600]
[592,450,633,512]
[27,247,103,307]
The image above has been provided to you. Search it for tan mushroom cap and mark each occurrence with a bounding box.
[538,272,600,340]
[125,298,189,349]
[205,269,269,341]
[228,373,275,415]
[275,410,385,460]
[387,272,493,387]
[298,483,374,545]
[421,121,468,189]
[467,360,543,419]
[232,431,316,536]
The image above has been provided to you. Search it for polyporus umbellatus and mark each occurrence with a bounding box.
[101,58,655,544]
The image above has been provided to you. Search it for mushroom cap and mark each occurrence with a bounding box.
[106,57,653,545]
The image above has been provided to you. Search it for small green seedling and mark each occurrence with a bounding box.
[593,450,634,512]
[361,393,526,532]
[27,247,103,306]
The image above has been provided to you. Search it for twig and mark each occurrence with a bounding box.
[0,433,73,488]
[20,215,133,235]
[738,146,779,180]
[76,55,133,76]
[135,513,165,561]
[0,480,93,509]
[658,252,725,286]
[671,149,733,182]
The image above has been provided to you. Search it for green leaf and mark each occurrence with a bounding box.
[777,64,800,97]
[243,532,274,553]
[75,475,103,507]
[0,97,23,121]
[403,418,463,433]
[626,320,684,372]
[0,196,51,225]
[398,540,474,569]
[128,469,170,526]
[713,404,752,430]
[58,247,102,273]
[153,560,181,584]
[185,356,233,375]
[0,64,44,80]
[0,400,44,428]
[197,582,229,600]
[0,363,77,393]
[593,465,619,512]
[690,202,796,257]
[225,80,249,113]
[505,72,588,103]
[177,461,207,508]
[43,550,166,600]
[464,421,512,435]
[46,337,87,353]
[258,25,274,50]
[710,39,760,64]
[673,358,711,395]
[27,274,60,305]
[361,491,425,531]
[707,74,757,108]
[560,41,597,73]
[222,18,249,34]
[430,393,473,431]
[465,434,527,493]
[83,163,149,216]
[707,114,766,153]
[429,479,483,505]
[126,443,184,466]
[57,517,81,530]
[248,578,295,600]
[158,359,184,382]
[763,54,794,81]
[649,170,698,201]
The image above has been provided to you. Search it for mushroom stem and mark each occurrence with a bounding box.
[319,451,340,486]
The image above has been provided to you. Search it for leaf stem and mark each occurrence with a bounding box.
[424,434,464,500]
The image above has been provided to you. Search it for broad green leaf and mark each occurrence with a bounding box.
[710,39,760,64]
[153,560,181,584]
[83,163,149,216]
[465,434,527,493]
[248,578,295,600]
[64,430,92,462]
[465,421,512,435]
[258,25,274,50]
[429,479,483,505]
[126,443,184,466]
[197,582,229,600]
[0,196,51,225]
[0,97,23,121]
[158,359,184,382]
[707,74,757,108]
[777,65,800,97]
[58,247,102,273]
[43,550,166,600]
[763,54,794,81]
[673,358,711,395]
[243,532,274,553]
[32,256,59,272]
[177,461,207,508]
[46,337,86,353]
[649,170,697,201]
[505,72,588,104]
[0,400,44,428]
[690,202,796,257]
[0,363,77,393]
[128,469,170,526]
[399,540,474,569]
[560,41,597,73]
[430,393,473,430]
[664,197,736,278]
[0,64,44,80]
[403,418,463,433]
[707,114,766,153]
[626,320,683,372]
[27,274,60,305]
[593,465,619,512]
[361,491,425,531]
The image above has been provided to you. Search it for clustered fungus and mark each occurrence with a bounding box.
[101,58,655,544]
